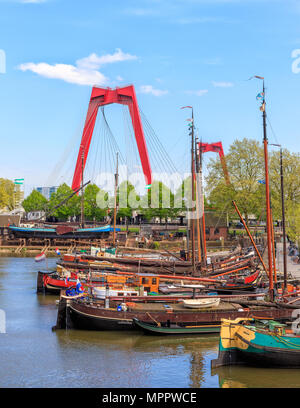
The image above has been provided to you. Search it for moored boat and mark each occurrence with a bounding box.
[182,297,221,309]
[132,318,221,335]
[133,318,221,336]
[9,224,119,240]
[211,317,300,368]
[52,296,294,332]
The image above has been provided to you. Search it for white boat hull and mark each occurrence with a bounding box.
[182,298,221,309]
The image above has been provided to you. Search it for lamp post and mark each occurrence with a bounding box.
[270,144,288,293]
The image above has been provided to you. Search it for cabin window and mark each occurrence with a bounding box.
[131,293,137,296]
[117,292,124,296]
[152,278,157,284]
[205,228,210,235]
[142,278,149,284]
[214,228,220,234]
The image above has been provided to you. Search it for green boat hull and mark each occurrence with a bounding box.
[212,319,300,368]
[133,318,220,336]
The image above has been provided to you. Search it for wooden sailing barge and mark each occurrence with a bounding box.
[211,318,300,368]
[53,294,295,332]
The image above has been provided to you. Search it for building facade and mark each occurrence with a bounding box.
[36,186,58,200]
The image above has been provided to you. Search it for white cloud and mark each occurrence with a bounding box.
[212,81,234,87]
[18,49,137,86]
[116,75,124,81]
[19,62,108,86]
[139,85,168,96]
[185,89,208,96]
[77,49,137,70]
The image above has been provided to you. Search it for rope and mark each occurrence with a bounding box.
[270,333,300,349]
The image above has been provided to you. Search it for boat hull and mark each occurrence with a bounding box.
[54,298,295,332]
[132,318,220,336]
[9,225,115,240]
[212,318,300,368]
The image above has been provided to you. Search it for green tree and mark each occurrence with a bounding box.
[140,180,175,223]
[269,149,300,220]
[0,178,15,210]
[22,189,48,213]
[205,138,265,222]
[48,183,80,220]
[84,184,107,221]
[116,181,141,219]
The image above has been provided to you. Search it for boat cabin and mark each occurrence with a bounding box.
[134,273,159,293]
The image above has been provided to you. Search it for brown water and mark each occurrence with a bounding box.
[1,257,300,388]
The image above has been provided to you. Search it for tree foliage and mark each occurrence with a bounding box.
[48,183,80,220]
[205,138,300,242]
[140,180,176,222]
[0,178,15,210]
[205,138,265,222]
[84,183,107,221]
[22,189,48,213]
[117,181,140,219]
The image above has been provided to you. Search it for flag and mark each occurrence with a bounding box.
[55,248,61,256]
[247,75,264,81]
[256,92,264,101]
[64,276,69,285]
[14,178,24,185]
[258,180,266,184]
[76,279,84,293]
[260,102,266,112]
[35,252,46,262]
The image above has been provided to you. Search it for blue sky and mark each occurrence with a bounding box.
[1,0,300,195]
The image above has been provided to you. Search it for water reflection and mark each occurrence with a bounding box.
[212,366,300,388]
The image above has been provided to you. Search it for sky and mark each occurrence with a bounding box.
[1,0,300,196]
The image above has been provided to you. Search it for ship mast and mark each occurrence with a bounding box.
[113,152,119,247]
[190,109,196,274]
[270,145,288,292]
[199,141,207,266]
[260,79,274,300]
[80,149,84,228]
[280,148,288,292]
[195,137,202,264]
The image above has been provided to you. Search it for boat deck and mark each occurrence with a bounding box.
[87,300,244,313]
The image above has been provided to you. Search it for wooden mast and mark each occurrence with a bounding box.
[199,142,207,265]
[261,79,274,301]
[195,137,202,263]
[80,149,84,228]
[280,148,288,292]
[195,140,207,266]
[190,109,196,274]
[113,152,119,247]
[270,207,277,285]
